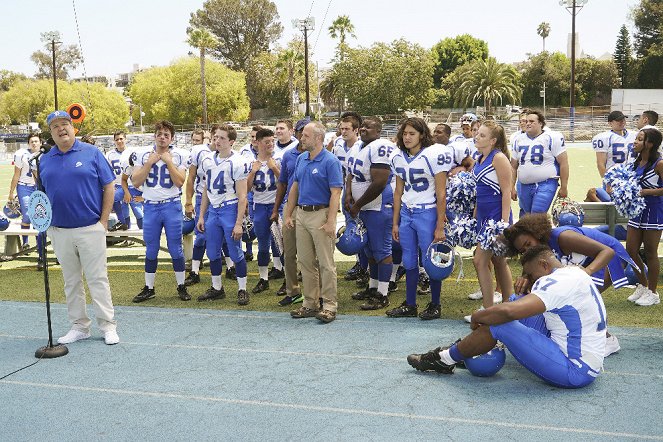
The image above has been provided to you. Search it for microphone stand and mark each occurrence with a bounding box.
[32,144,68,358]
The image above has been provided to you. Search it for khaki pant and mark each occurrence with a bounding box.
[296,208,337,312]
[282,206,301,296]
[48,223,116,333]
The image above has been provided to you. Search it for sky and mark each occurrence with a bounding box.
[1,0,640,79]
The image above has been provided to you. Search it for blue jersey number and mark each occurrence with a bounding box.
[437,152,452,166]
[396,167,429,192]
[592,139,604,149]
[519,145,544,165]
[589,284,607,332]
[254,169,277,192]
[352,159,367,182]
[111,159,122,176]
[612,143,626,164]
[207,170,227,194]
[146,164,173,188]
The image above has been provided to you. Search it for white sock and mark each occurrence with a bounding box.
[192,260,200,273]
[273,257,283,270]
[369,278,378,289]
[390,265,399,282]
[259,266,268,280]
[378,280,389,296]
[225,257,234,269]
[238,276,247,290]
[145,272,156,289]
[212,275,222,290]
[175,271,185,286]
[440,349,457,365]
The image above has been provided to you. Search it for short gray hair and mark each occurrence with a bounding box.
[306,121,326,142]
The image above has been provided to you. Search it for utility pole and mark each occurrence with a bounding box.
[41,31,61,110]
[560,0,588,142]
[293,17,315,117]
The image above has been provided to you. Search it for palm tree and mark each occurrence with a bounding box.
[454,58,521,115]
[276,49,305,115]
[537,22,551,52]
[328,15,356,62]
[186,28,219,125]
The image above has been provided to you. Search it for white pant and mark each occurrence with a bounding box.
[48,223,116,333]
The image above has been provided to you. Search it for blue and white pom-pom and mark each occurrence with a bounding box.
[446,172,477,215]
[445,215,478,249]
[477,219,510,256]
[603,164,646,218]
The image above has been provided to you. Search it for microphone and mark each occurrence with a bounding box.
[29,143,52,165]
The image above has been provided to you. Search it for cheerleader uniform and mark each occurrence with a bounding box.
[628,159,663,230]
[472,149,512,236]
[549,226,637,289]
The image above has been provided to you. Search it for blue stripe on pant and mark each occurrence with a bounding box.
[517,178,558,215]
[205,205,244,264]
[142,201,184,264]
[17,183,36,225]
[359,208,393,262]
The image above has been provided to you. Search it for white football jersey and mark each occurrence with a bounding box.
[13,147,36,186]
[200,151,250,206]
[347,139,396,211]
[239,143,257,161]
[105,148,125,186]
[274,138,298,161]
[132,145,190,202]
[592,130,635,170]
[251,158,279,204]
[449,134,469,144]
[119,146,141,189]
[509,130,524,150]
[512,131,566,184]
[190,144,212,195]
[446,140,471,169]
[391,144,452,206]
[333,138,361,180]
[531,266,607,372]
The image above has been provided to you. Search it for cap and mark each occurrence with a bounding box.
[294,116,311,132]
[46,110,72,127]
[608,110,626,122]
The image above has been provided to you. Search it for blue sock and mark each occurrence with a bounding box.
[137,217,144,229]
[113,201,123,222]
[192,245,205,261]
[145,258,158,273]
[209,259,223,276]
[257,251,270,267]
[124,217,132,229]
[36,233,44,258]
[430,279,441,305]
[406,268,418,305]
[369,263,378,280]
[392,246,402,266]
[172,257,185,272]
[449,343,465,362]
[359,250,368,270]
[235,258,248,278]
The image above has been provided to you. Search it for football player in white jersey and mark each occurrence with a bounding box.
[636,110,659,132]
[511,110,569,215]
[408,245,606,388]
[8,132,42,263]
[449,113,477,144]
[509,111,528,150]
[346,117,396,311]
[130,120,192,303]
[118,144,144,230]
[273,119,299,160]
[106,131,143,230]
[239,125,262,262]
[432,123,451,146]
[197,124,251,305]
[247,128,284,294]
[586,110,637,203]
[388,117,452,320]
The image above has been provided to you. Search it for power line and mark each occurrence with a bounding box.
[71,0,95,129]
[313,0,333,53]
[307,0,315,17]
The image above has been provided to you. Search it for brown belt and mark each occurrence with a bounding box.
[298,204,329,212]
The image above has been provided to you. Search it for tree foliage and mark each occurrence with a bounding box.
[431,34,489,88]
[452,58,521,113]
[614,25,633,87]
[187,28,220,125]
[575,58,620,105]
[328,15,356,62]
[537,22,551,52]
[632,0,663,57]
[0,70,28,92]
[31,34,82,80]
[127,57,250,124]
[519,52,571,107]
[189,0,283,71]
[328,39,434,115]
[0,79,128,132]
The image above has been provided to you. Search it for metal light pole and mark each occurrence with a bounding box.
[560,0,588,142]
[292,17,315,117]
[41,31,61,110]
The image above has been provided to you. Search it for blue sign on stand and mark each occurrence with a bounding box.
[28,191,52,232]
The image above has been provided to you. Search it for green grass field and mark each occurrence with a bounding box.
[1,147,661,327]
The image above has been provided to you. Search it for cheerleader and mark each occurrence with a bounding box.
[624,128,663,306]
[467,121,514,322]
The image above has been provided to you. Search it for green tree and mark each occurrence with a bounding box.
[431,34,489,88]
[632,0,663,57]
[330,39,434,115]
[614,25,633,87]
[636,55,663,87]
[275,48,305,115]
[187,28,219,125]
[0,70,27,92]
[0,79,128,132]
[453,57,521,114]
[328,15,356,62]
[245,51,289,113]
[537,22,551,52]
[575,58,620,105]
[31,33,82,80]
[189,0,283,71]
[127,57,250,124]
[519,51,571,107]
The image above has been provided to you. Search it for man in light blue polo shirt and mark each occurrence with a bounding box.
[39,110,119,345]
[284,121,343,323]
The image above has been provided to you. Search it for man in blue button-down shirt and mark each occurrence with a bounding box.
[39,110,118,345]
[284,121,343,323]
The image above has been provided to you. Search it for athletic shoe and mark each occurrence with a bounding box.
[290,306,319,318]
[360,294,389,310]
[419,302,441,320]
[251,278,269,294]
[109,222,128,232]
[316,309,336,323]
[268,268,285,280]
[417,272,430,295]
[133,286,155,303]
[237,289,250,305]
[388,281,398,292]
[183,271,200,287]
[352,287,377,301]
[225,266,236,280]
[278,293,302,306]
[395,265,407,282]
[464,306,485,323]
[197,286,225,302]
[57,329,91,344]
[468,290,502,303]
[356,271,369,288]
[276,282,287,296]
[604,334,620,357]
[635,289,661,306]
[627,284,647,302]
[103,330,120,345]
[177,284,192,301]
[244,251,254,262]
[386,301,418,318]
[494,292,503,303]
[407,347,455,374]
[344,262,363,281]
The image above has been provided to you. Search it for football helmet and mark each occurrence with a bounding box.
[423,241,455,281]
[335,218,368,256]
[0,215,9,231]
[551,197,584,227]
[464,345,506,377]
[3,197,21,219]
[182,214,196,235]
